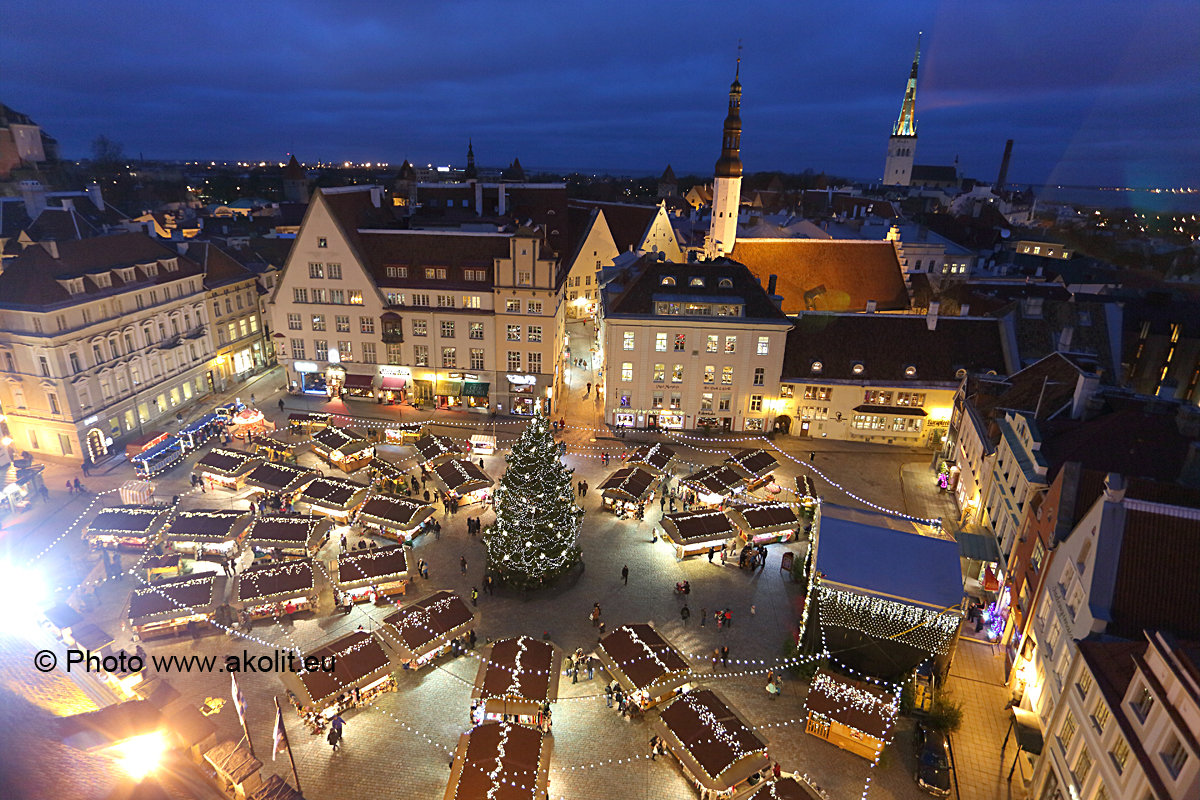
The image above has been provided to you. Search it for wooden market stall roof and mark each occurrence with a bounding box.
[194,447,262,478]
[627,443,677,473]
[746,776,827,800]
[244,515,332,550]
[415,433,463,463]
[249,775,304,800]
[473,636,561,705]
[204,739,263,786]
[357,495,435,530]
[598,465,659,503]
[725,502,802,534]
[804,668,898,741]
[369,457,409,480]
[433,459,492,495]
[382,590,474,658]
[287,411,330,426]
[336,543,409,588]
[598,623,690,694]
[443,721,552,800]
[128,573,220,624]
[660,509,737,546]
[297,476,369,509]
[689,464,747,497]
[162,509,253,544]
[724,448,780,479]
[311,425,370,454]
[245,462,320,494]
[655,689,770,792]
[86,505,170,538]
[280,629,395,707]
[236,559,316,604]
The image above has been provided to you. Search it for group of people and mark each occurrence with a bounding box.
[574,479,590,497]
[604,680,640,720]
[739,543,770,571]
[563,648,596,684]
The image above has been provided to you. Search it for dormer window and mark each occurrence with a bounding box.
[810,361,823,374]
[57,277,86,295]
[852,363,865,375]
[140,262,158,278]
[689,277,705,287]
[90,272,112,289]
[660,276,676,286]
[904,365,917,378]
[719,278,733,288]
[116,266,137,283]
[159,257,179,272]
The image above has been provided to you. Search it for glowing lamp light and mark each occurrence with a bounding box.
[0,560,47,632]
[110,731,168,781]
[1,436,12,447]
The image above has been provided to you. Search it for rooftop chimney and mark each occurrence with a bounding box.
[960,303,970,316]
[87,181,105,211]
[926,301,940,331]
[997,139,1014,189]
[20,180,47,217]
[1057,325,1074,351]
[40,240,59,259]
[767,274,778,296]
[865,299,877,313]
[1103,472,1125,504]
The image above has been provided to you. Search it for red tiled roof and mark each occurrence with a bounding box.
[1110,504,1200,639]
[192,241,254,288]
[729,239,908,313]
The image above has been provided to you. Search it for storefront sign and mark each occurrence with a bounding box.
[506,374,538,385]
[328,349,341,364]
[294,361,319,373]
[83,415,99,426]
[378,366,411,377]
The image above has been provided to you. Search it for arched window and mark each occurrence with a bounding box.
[719,278,733,288]
[660,276,676,286]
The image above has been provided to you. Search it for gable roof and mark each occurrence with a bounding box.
[728,239,908,313]
[569,200,659,254]
[191,241,254,288]
[605,256,790,322]
[1108,501,1200,639]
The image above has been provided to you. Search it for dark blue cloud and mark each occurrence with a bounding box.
[3,0,1197,186]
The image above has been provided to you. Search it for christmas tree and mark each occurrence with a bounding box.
[484,413,583,587]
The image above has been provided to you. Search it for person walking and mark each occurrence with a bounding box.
[700,607,707,628]
[649,735,659,760]
[460,555,468,574]
[621,564,628,585]
[81,460,91,478]
[721,645,729,666]
[471,586,479,606]
[680,605,690,624]
[591,603,601,626]
[278,397,285,412]
[327,725,342,752]
[586,655,595,680]
[582,479,588,496]
[605,682,613,708]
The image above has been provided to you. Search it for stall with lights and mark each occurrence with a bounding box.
[340,371,376,400]
[334,543,409,603]
[802,668,897,760]
[597,623,692,710]
[627,442,678,474]
[598,465,661,516]
[725,502,803,545]
[809,504,964,677]
[244,462,320,503]
[244,514,332,560]
[131,434,185,477]
[178,413,221,452]
[142,553,182,580]
[310,426,375,473]
[194,448,263,491]
[431,459,493,506]
[413,433,463,465]
[84,504,170,551]
[127,572,221,640]
[236,559,317,620]
[249,431,301,464]
[745,775,829,800]
[367,456,415,495]
[355,494,436,542]
[659,509,738,560]
[470,636,561,728]
[688,464,747,505]
[279,629,397,717]
[378,590,474,669]
[724,448,780,490]
[443,720,552,800]
[653,688,771,797]
[287,411,330,434]
[162,509,253,558]
[293,476,370,523]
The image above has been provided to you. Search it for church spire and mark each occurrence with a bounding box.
[893,32,920,137]
[715,51,743,179]
[465,138,477,179]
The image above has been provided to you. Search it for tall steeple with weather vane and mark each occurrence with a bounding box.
[883,33,921,186]
[708,45,744,258]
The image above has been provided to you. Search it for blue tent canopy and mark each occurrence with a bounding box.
[180,413,219,436]
[132,435,183,464]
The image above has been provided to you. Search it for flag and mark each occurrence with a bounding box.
[273,703,288,762]
[231,672,247,729]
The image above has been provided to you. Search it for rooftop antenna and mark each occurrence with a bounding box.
[736,39,742,77]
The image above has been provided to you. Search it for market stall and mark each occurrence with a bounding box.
[653,689,771,797]
[414,433,463,465]
[368,457,415,495]
[659,509,738,560]
[244,462,320,503]
[725,502,803,545]
[248,775,304,800]
[627,443,678,474]
[286,411,330,434]
[356,495,436,542]
[0,463,45,517]
[203,738,263,799]
[42,603,83,642]
[599,466,660,516]
[244,514,332,559]
[311,426,375,473]
[431,459,493,506]
[443,721,552,800]
[131,434,185,477]
[249,431,301,464]
[162,509,253,558]
[294,476,370,523]
[470,636,561,727]
[65,622,114,653]
[194,448,262,491]
[178,413,221,452]
[723,448,780,484]
[334,543,410,603]
[687,464,747,506]
[597,623,692,710]
[142,553,182,580]
[745,775,829,800]
[236,559,317,620]
[803,668,897,760]
[169,703,218,764]
[278,629,397,717]
[468,434,496,455]
[84,504,170,551]
[118,480,153,505]
[127,572,221,640]
[227,407,275,443]
[379,590,474,669]
[341,372,376,400]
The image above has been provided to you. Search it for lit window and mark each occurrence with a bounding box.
[704,366,715,383]
[469,322,484,340]
[653,364,665,382]
[412,319,427,337]
[655,333,667,352]
[756,336,769,355]
[621,362,633,382]
[526,301,542,314]
[660,276,676,286]
[309,262,324,279]
[722,366,733,385]
[706,335,718,353]
[724,336,736,353]
[528,326,542,342]
[689,277,705,287]
[674,334,686,351]
[623,332,635,350]
[505,299,520,313]
[440,320,455,338]
[507,325,521,341]
[671,364,684,382]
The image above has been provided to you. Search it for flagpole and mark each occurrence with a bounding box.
[275,696,302,793]
[232,673,256,758]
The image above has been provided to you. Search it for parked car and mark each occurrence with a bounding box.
[913,723,952,797]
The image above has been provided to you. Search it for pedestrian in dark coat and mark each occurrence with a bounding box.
[621,565,628,584]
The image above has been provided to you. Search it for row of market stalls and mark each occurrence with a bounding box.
[657,503,807,559]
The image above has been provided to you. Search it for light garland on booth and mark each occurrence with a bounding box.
[817,584,961,654]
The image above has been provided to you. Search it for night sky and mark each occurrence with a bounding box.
[4,1,1198,187]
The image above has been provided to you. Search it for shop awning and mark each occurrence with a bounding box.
[436,381,463,397]
[343,373,374,389]
[958,532,1002,563]
[461,381,490,397]
[852,405,928,416]
[380,375,406,390]
[1011,707,1044,755]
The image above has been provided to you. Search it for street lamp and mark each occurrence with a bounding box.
[110,730,168,781]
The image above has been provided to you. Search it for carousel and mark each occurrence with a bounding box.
[226,407,275,443]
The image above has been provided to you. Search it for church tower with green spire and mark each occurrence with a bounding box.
[883,34,921,186]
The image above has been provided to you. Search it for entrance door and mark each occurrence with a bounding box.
[86,428,108,461]
[721,417,732,432]
[646,415,657,429]
[800,420,810,437]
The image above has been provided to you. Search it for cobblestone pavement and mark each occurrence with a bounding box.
[3,342,1003,800]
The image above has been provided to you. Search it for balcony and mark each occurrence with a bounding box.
[382,329,404,344]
